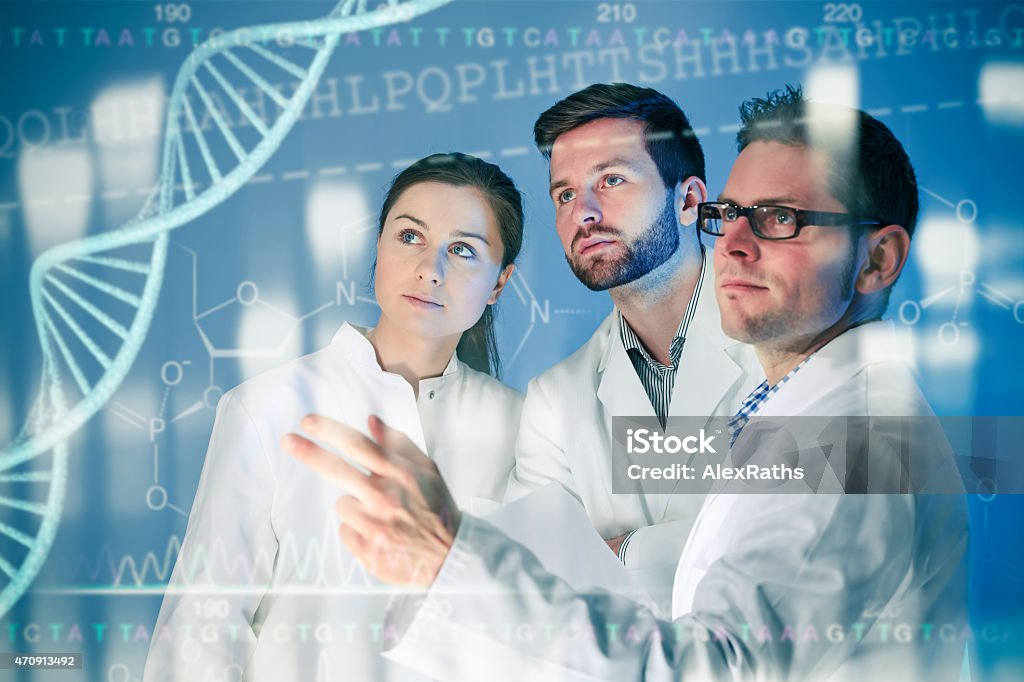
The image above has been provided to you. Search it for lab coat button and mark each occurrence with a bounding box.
[428,390,435,399]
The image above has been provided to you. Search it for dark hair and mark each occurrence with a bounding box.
[736,84,919,238]
[533,82,706,187]
[377,152,524,377]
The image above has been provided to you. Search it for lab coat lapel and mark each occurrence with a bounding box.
[668,324,742,417]
[670,253,744,417]
[596,314,657,505]
[754,321,901,418]
[656,324,744,516]
[659,264,748,513]
[596,314,657,421]
[690,323,899,542]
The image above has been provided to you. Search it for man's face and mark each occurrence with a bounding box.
[714,141,861,349]
[548,118,679,291]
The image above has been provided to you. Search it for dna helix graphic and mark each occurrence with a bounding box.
[0,0,455,618]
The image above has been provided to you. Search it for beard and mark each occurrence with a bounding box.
[566,192,680,291]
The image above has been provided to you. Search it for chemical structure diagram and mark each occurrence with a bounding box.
[895,187,1023,347]
[891,186,1022,537]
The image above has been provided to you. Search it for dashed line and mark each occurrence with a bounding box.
[978,94,1024,106]
[0,95,990,216]
[158,385,171,419]
[554,309,589,315]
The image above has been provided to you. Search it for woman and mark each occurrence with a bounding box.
[145,153,525,681]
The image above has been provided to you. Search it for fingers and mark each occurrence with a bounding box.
[281,433,381,503]
[337,496,376,556]
[339,523,368,555]
[338,515,439,588]
[368,415,433,467]
[334,494,380,537]
[300,414,403,479]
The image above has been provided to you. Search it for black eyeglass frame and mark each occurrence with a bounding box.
[697,201,884,241]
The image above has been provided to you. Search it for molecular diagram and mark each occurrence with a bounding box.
[897,187,1022,347]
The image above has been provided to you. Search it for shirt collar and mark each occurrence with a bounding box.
[331,322,462,380]
[617,244,706,368]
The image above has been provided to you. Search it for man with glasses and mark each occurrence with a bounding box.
[287,86,969,681]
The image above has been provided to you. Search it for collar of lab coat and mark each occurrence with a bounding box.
[687,321,927,563]
[330,322,462,383]
[752,319,915,418]
[595,253,750,418]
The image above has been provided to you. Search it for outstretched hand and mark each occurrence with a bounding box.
[282,414,461,587]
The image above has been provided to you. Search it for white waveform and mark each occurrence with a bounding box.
[56,522,390,589]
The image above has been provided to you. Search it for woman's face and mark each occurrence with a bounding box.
[375,181,513,342]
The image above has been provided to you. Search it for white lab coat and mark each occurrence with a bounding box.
[144,323,523,682]
[506,254,761,608]
[382,321,969,682]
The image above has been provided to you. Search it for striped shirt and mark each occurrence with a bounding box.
[618,247,706,428]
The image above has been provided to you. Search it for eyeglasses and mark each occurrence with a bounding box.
[697,202,883,241]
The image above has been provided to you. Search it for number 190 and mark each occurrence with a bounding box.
[154,3,192,23]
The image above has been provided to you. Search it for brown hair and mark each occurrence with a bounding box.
[533,82,706,187]
[377,152,524,377]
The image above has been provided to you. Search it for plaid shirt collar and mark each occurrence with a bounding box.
[728,354,814,447]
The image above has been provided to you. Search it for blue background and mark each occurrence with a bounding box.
[0,0,1021,679]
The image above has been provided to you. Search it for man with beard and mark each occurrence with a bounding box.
[285,86,969,681]
[502,84,760,609]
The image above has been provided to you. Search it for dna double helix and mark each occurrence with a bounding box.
[0,0,454,617]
